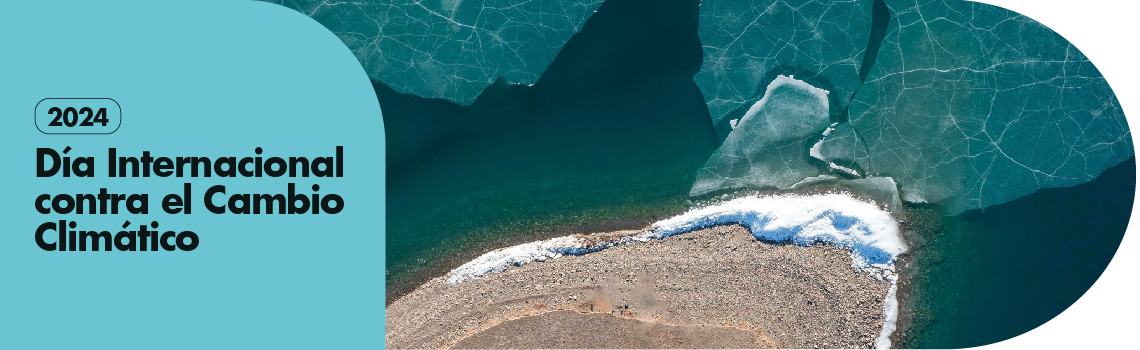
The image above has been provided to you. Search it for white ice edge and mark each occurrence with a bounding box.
[877,274,900,349]
[446,193,907,348]
[829,163,861,176]
[808,124,836,161]
[810,123,863,177]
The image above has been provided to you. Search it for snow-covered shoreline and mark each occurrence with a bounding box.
[446,193,906,348]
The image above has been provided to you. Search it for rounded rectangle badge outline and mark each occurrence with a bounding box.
[34,98,122,135]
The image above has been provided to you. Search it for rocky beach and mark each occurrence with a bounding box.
[386,223,895,349]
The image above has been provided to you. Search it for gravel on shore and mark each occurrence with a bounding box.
[453,310,770,349]
[386,224,892,349]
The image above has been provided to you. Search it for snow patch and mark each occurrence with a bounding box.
[446,236,602,285]
[642,194,904,269]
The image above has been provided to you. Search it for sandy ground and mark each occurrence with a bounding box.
[386,224,891,349]
[453,310,766,349]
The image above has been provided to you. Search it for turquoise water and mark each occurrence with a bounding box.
[274,0,1136,346]
[901,159,1134,348]
[381,0,717,301]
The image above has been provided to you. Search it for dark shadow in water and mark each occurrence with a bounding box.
[840,0,892,124]
[902,158,1135,348]
[859,0,892,84]
[376,78,535,169]
[382,0,718,303]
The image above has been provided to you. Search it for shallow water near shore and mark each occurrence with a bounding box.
[900,158,1134,348]
[390,156,1135,348]
[383,0,717,302]
[368,0,1135,347]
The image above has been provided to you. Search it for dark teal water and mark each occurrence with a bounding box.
[374,0,1134,347]
[381,0,717,301]
[901,158,1134,348]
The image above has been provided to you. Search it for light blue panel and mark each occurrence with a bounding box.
[0,1,385,348]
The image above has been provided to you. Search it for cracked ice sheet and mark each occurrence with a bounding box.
[691,75,831,196]
[696,0,1130,213]
[844,0,1132,213]
[696,0,873,125]
[815,123,870,165]
[269,0,604,105]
